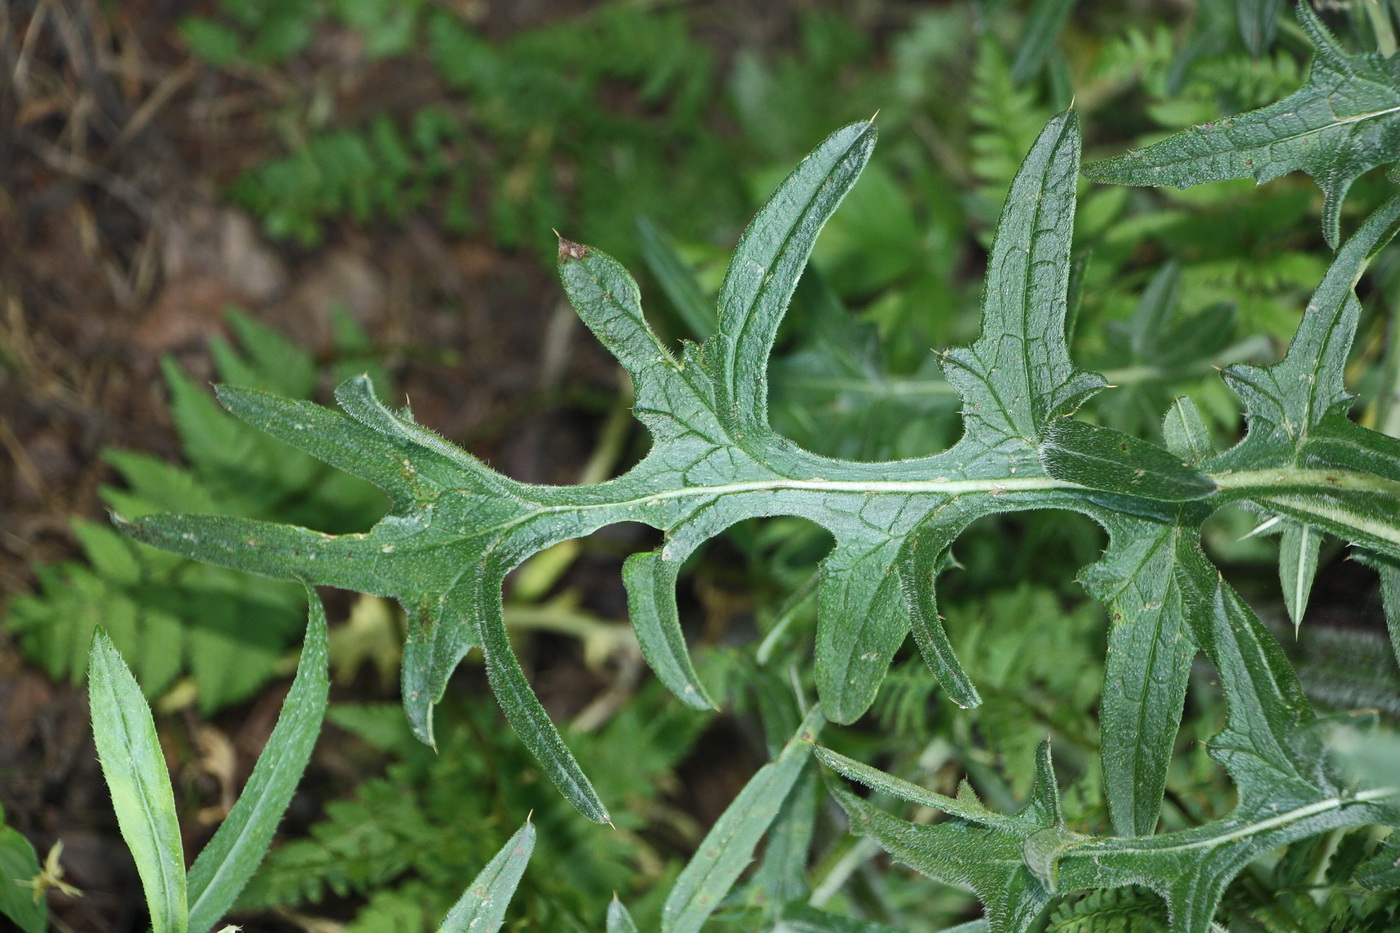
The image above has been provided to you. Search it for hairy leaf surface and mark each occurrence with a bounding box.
[437,820,534,933]
[89,631,188,933]
[824,568,1400,932]
[186,589,330,933]
[123,110,1400,838]
[1085,5,1400,246]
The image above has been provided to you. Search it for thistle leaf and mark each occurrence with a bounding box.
[1084,5,1400,246]
[122,110,1400,846]
[827,558,1400,933]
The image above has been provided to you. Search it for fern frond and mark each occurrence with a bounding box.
[1048,888,1168,933]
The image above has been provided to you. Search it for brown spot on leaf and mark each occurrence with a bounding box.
[557,236,589,260]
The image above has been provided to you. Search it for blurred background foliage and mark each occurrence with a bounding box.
[3,0,1400,930]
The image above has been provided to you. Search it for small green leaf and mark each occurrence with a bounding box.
[1039,420,1217,502]
[185,589,330,933]
[828,741,1068,933]
[943,110,1105,443]
[661,710,822,933]
[558,236,681,377]
[1278,523,1322,631]
[475,560,611,824]
[896,519,980,710]
[214,385,430,504]
[1162,396,1213,464]
[437,820,535,933]
[1085,5,1400,246]
[89,630,188,933]
[815,743,1013,825]
[0,806,45,933]
[607,896,640,933]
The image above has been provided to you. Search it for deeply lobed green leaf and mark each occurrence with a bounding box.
[121,106,1400,885]
[1085,5,1400,247]
[825,559,1400,932]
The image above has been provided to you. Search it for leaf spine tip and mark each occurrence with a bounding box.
[557,235,588,260]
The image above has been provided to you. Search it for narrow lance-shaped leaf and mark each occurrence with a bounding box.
[745,767,818,915]
[623,550,716,711]
[1039,419,1216,502]
[826,740,1071,932]
[1278,523,1321,631]
[1085,5,1400,247]
[185,587,330,933]
[437,820,535,933]
[472,551,611,825]
[662,709,823,933]
[89,630,188,933]
[607,896,640,933]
